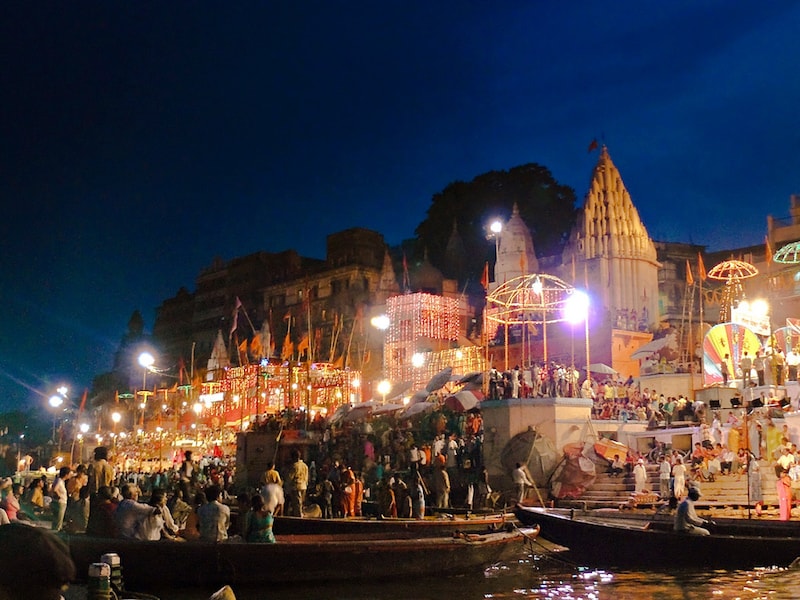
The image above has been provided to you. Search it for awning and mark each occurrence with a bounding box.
[631,337,669,359]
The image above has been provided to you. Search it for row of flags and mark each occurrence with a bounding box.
[686,236,774,286]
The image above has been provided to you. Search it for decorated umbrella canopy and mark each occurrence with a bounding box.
[426,367,453,393]
[707,259,758,322]
[772,326,800,355]
[444,389,484,412]
[702,322,762,387]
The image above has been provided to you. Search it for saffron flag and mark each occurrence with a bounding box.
[766,236,773,266]
[698,252,707,281]
[480,261,489,291]
[79,389,87,412]
[587,139,599,153]
[281,334,294,360]
[297,334,310,356]
[685,259,694,286]
[230,296,243,335]
[250,333,262,357]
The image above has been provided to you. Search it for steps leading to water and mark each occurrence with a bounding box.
[559,461,781,511]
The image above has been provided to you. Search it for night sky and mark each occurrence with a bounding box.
[2,2,799,412]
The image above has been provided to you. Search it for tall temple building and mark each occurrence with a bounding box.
[561,146,660,332]
[493,203,539,287]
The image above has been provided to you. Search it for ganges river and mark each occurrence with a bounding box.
[123,550,800,600]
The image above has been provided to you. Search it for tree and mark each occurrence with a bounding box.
[414,163,578,285]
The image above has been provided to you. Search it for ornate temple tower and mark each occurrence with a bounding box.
[494,203,539,288]
[562,146,660,332]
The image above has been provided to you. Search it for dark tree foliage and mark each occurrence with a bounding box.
[414,163,578,286]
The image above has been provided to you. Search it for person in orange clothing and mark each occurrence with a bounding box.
[353,472,364,517]
[339,464,356,517]
[777,468,793,521]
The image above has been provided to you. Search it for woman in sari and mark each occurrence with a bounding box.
[246,494,275,543]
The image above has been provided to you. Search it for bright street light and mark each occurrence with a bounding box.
[377,380,392,403]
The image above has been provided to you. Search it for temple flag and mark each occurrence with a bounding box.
[79,389,88,413]
[686,259,694,286]
[230,296,243,336]
[587,139,599,153]
[250,333,262,357]
[297,334,310,354]
[765,236,773,266]
[480,261,489,291]
[281,334,294,360]
[697,252,707,281]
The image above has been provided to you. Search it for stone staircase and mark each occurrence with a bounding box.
[561,461,781,513]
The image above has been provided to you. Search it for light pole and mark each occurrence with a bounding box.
[79,423,89,463]
[489,220,503,270]
[532,276,548,364]
[138,352,155,428]
[564,290,591,391]
[371,314,391,390]
[111,411,121,451]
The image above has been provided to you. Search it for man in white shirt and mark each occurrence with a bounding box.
[512,462,535,503]
[198,485,230,542]
[51,466,73,532]
[115,483,161,540]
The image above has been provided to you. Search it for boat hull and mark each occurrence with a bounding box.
[515,505,800,570]
[66,528,535,585]
[272,513,512,537]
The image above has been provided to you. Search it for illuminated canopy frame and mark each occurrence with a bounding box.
[486,273,576,326]
[707,259,758,323]
[774,241,800,264]
[486,274,585,369]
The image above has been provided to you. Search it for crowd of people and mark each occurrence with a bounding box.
[0,398,494,542]
[612,406,800,526]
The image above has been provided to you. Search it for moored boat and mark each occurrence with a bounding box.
[66,526,538,586]
[272,512,513,536]
[515,504,800,569]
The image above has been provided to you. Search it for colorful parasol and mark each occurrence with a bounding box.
[443,390,484,412]
[702,322,762,386]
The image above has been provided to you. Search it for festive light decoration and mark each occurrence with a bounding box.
[384,292,465,389]
[707,259,758,322]
[774,241,800,264]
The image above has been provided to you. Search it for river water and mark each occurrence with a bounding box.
[130,548,800,600]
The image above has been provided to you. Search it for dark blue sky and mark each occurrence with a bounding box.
[2,2,799,412]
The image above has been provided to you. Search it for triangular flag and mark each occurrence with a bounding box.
[698,252,707,281]
[480,261,489,291]
[685,259,694,286]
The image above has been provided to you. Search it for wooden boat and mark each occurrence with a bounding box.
[66,526,538,586]
[515,504,800,569]
[272,512,513,537]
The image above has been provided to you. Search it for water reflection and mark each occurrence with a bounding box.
[139,552,800,600]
